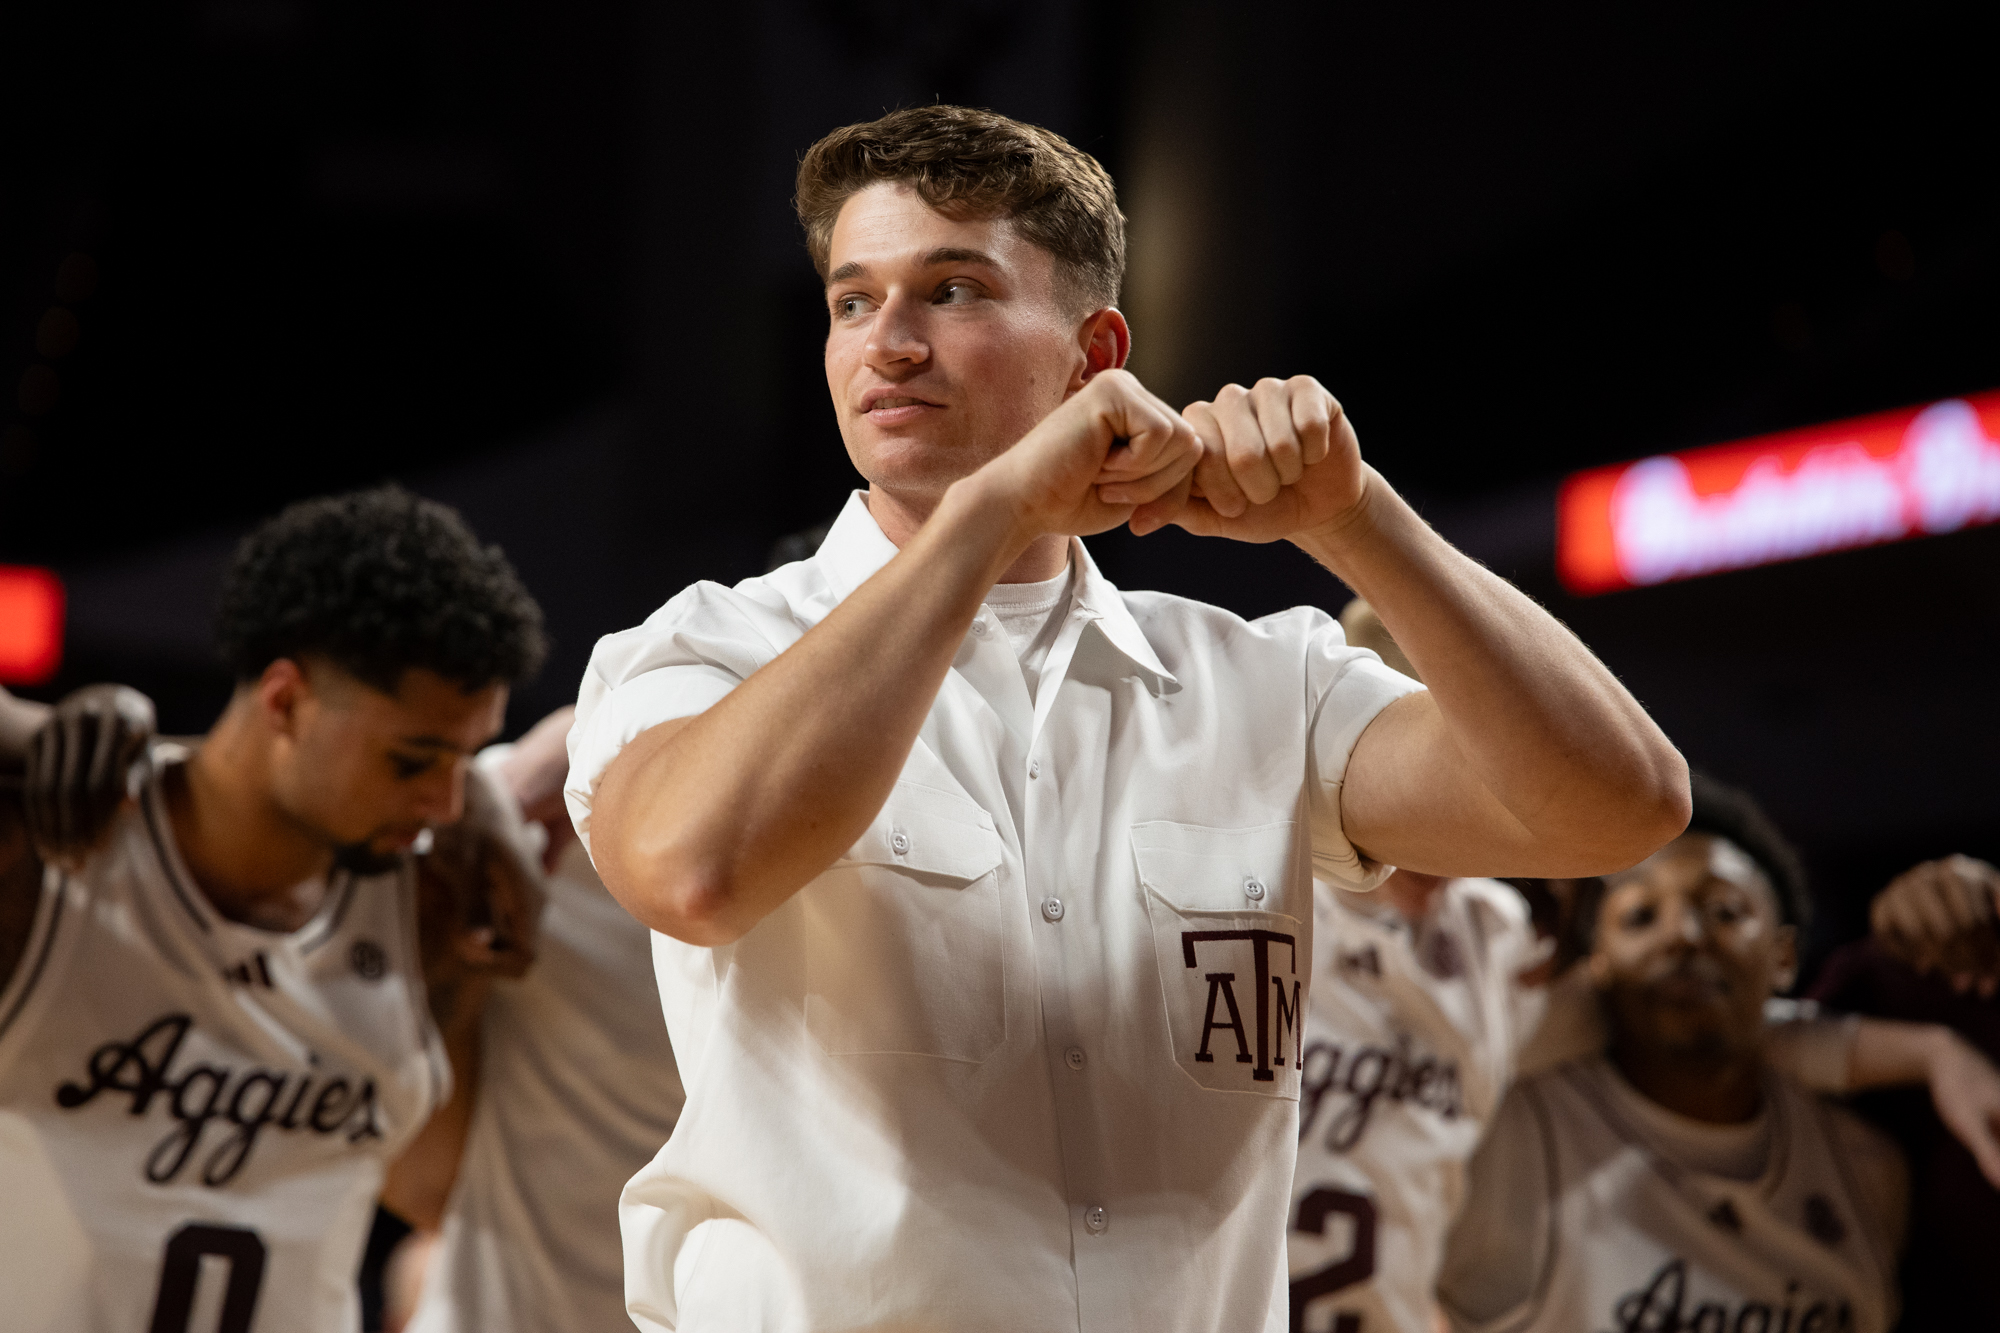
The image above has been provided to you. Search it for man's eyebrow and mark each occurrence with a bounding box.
[395,735,471,753]
[824,248,1001,289]
[921,246,999,269]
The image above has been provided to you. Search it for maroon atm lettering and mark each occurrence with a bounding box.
[1182,930,1300,1082]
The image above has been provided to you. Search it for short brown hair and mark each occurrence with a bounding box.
[796,105,1125,316]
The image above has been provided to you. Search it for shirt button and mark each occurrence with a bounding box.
[1244,876,1266,901]
[970,619,992,638]
[1028,760,1041,779]
[1085,1206,1108,1234]
[1041,897,1065,923]
[1064,1046,1085,1071]
[891,828,910,855]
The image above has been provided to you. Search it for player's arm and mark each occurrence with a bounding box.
[0,683,157,995]
[1838,1018,2000,1188]
[382,763,546,1228]
[589,369,1199,946]
[1173,377,1688,878]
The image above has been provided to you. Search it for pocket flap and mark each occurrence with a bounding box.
[1130,819,1303,918]
[838,781,1003,884]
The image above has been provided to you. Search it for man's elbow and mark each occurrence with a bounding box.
[599,839,753,948]
[1595,750,1692,868]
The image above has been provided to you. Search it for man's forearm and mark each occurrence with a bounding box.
[1297,471,1688,874]
[592,481,1032,945]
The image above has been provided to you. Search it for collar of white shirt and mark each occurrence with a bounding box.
[814,490,1179,688]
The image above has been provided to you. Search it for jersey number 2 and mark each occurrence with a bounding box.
[1290,1187,1377,1333]
[148,1223,267,1333]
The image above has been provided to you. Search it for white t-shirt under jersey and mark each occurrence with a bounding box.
[408,832,683,1333]
[0,751,445,1333]
[1437,1056,1906,1333]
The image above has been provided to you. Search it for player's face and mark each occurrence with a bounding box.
[823,181,1094,509]
[1589,833,1795,1062]
[273,665,508,867]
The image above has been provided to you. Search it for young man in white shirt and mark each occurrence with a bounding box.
[566,105,1691,1332]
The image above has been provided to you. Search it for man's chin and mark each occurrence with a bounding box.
[332,841,408,877]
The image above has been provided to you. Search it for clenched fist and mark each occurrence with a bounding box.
[973,368,1202,540]
[1174,376,1368,544]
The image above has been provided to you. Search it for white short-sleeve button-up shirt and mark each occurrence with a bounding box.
[566,493,1424,1333]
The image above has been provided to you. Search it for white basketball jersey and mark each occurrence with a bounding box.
[0,758,446,1333]
[408,836,683,1333]
[1289,878,1540,1333]
[1458,1059,1898,1333]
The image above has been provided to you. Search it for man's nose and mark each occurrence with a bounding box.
[1667,898,1707,946]
[864,292,930,371]
[415,760,467,826]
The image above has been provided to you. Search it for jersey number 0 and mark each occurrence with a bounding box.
[148,1223,267,1333]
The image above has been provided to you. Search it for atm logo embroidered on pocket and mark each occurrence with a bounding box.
[1181,929,1302,1084]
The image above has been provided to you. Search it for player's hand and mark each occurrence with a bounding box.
[1871,855,2000,997]
[1924,1028,2000,1188]
[417,764,548,981]
[972,368,1201,540]
[1171,376,1367,545]
[24,683,156,867]
[495,706,577,872]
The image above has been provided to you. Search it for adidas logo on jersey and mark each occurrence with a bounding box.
[1298,1031,1465,1152]
[53,1012,384,1187]
[1607,1259,1854,1333]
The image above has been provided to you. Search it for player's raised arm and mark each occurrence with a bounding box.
[1174,375,1689,878]
[588,367,1197,947]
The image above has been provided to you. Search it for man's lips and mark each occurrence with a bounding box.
[859,389,943,424]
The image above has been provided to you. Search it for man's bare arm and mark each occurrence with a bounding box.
[1308,477,1686,876]
[1176,378,1687,879]
[590,370,1199,946]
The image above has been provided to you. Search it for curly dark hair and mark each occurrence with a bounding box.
[1572,772,1810,953]
[795,104,1125,316]
[216,486,547,693]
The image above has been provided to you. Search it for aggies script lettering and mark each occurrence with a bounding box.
[1298,1032,1465,1152]
[54,1013,383,1187]
[1603,1259,1854,1333]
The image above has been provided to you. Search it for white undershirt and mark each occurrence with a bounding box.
[982,563,1074,703]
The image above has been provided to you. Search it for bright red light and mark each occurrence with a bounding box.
[0,566,65,685]
[1558,390,2000,595]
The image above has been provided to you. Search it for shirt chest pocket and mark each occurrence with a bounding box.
[1132,820,1308,1099]
[801,781,1007,1063]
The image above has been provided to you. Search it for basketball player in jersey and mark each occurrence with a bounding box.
[1291,609,2000,1333]
[393,704,684,1333]
[1436,776,1906,1333]
[0,486,547,1333]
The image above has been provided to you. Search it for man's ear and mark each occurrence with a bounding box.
[1768,923,1799,994]
[1076,307,1131,382]
[255,659,310,739]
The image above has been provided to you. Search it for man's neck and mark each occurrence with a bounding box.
[1608,1039,1764,1125]
[165,701,334,931]
[866,485,1071,584]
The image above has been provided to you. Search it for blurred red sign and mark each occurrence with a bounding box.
[1558,390,2000,595]
[0,566,64,685]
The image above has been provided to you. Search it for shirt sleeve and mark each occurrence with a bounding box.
[1303,621,1428,891]
[563,583,792,856]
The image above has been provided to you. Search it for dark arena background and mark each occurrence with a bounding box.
[4,0,1995,977]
